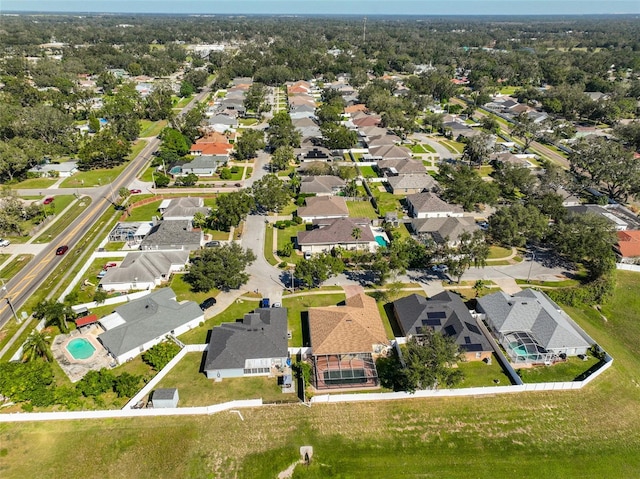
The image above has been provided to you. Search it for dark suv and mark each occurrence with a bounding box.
[200,297,217,311]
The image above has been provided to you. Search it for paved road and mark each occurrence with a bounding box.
[409,132,460,161]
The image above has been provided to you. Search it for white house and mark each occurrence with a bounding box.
[406,192,464,219]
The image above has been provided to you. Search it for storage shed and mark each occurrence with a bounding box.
[151,388,179,408]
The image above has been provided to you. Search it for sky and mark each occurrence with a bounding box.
[2,1,639,16]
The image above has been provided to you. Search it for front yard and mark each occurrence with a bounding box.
[282,293,346,347]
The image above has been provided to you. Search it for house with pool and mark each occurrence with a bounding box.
[476,289,593,365]
[97,288,203,364]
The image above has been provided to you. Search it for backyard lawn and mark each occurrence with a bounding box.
[282,293,346,347]
[125,199,162,221]
[453,354,514,388]
[155,353,294,406]
[371,190,403,216]
[517,355,600,383]
[346,200,378,219]
[358,165,378,178]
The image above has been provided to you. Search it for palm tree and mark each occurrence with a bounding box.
[351,227,362,254]
[22,329,53,362]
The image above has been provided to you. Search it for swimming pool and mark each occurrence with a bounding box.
[375,236,388,247]
[66,338,96,360]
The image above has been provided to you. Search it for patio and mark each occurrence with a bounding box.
[52,324,114,383]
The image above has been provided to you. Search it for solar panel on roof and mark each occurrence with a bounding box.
[427,311,447,319]
[464,336,471,344]
[444,325,456,336]
[422,319,441,326]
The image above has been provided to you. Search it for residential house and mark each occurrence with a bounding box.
[97,288,203,364]
[161,197,210,221]
[490,152,534,169]
[179,156,224,176]
[99,250,189,292]
[387,174,439,195]
[140,220,203,251]
[189,142,232,157]
[203,308,289,380]
[406,192,464,219]
[108,222,154,244]
[297,147,332,163]
[376,158,426,176]
[393,292,492,361]
[206,114,238,133]
[411,216,479,246]
[351,112,382,128]
[565,204,640,231]
[615,230,640,263]
[299,176,346,196]
[368,144,412,161]
[476,289,592,365]
[297,217,378,254]
[297,196,349,223]
[28,161,78,178]
[309,293,390,390]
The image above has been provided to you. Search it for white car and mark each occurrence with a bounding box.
[303,251,312,260]
[0,239,10,247]
[431,264,448,272]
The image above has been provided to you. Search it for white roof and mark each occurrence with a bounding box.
[100,312,126,331]
[159,199,172,210]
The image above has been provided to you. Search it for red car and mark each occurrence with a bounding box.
[129,189,142,194]
[56,245,69,256]
[104,262,117,269]
[43,197,55,205]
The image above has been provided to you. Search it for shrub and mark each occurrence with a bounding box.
[142,341,181,371]
[278,261,288,269]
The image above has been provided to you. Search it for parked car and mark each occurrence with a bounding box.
[129,189,142,194]
[303,251,312,260]
[43,197,55,205]
[104,262,117,269]
[97,270,107,279]
[272,302,282,308]
[431,264,448,272]
[56,245,69,255]
[199,297,217,311]
[260,298,270,308]
[204,241,221,247]
[0,239,10,247]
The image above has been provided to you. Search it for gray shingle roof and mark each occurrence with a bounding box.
[98,288,202,357]
[299,176,346,195]
[162,197,210,219]
[477,289,590,351]
[140,220,202,250]
[407,192,462,215]
[298,217,374,245]
[388,174,439,192]
[204,308,288,370]
[100,250,189,287]
[393,292,492,353]
[411,217,478,243]
[297,196,349,218]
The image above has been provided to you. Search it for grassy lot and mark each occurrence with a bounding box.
[238,118,259,126]
[139,165,156,182]
[34,197,92,244]
[0,254,33,281]
[126,199,162,221]
[487,245,512,260]
[358,165,378,178]
[478,164,494,177]
[515,278,581,288]
[282,293,346,347]
[439,139,466,154]
[103,241,125,251]
[139,119,167,138]
[371,191,403,216]
[263,225,279,266]
[178,298,261,344]
[517,356,600,383]
[453,354,514,388]
[155,353,295,406]
[9,177,57,189]
[3,272,640,479]
[172,95,192,109]
[346,200,378,219]
[409,143,427,154]
[275,223,306,264]
[70,256,125,303]
[498,86,519,95]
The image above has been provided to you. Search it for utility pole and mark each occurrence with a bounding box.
[1,279,20,324]
[363,17,367,44]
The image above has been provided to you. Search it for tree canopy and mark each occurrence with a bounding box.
[185,243,256,291]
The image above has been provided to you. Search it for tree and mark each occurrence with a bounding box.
[142,341,181,370]
[101,81,142,141]
[461,132,494,167]
[144,83,174,121]
[93,288,108,304]
[78,129,131,170]
[179,81,195,98]
[480,116,500,134]
[175,172,198,187]
[192,211,207,229]
[185,243,256,291]
[270,145,295,171]
[113,372,142,398]
[569,136,640,202]
[491,162,538,201]
[118,187,130,199]
[183,69,208,90]
[76,369,115,398]
[294,254,344,289]
[154,173,170,188]
[22,330,53,362]
[0,360,55,406]
[234,129,265,160]
[244,82,268,115]
[437,163,499,211]
[252,174,292,212]
[613,121,640,152]
[552,212,617,280]
[488,203,549,247]
[267,112,301,149]
[33,299,75,334]
[159,128,190,156]
[400,332,463,392]
[320,122,358,150]
[510,112,543,150]
[171,102,205,143]
[211,190,254,231]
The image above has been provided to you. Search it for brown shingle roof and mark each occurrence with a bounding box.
[298,217,374,246]
[297,196,349,219]
[309,293,389,355]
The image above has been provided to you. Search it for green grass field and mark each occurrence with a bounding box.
[125,199,162,221]
[346,200,378,219]
[358,165,378,178]
[139,119,167,138]
[263,225,279,266]
[487,245,512,260]
[0,254,33,281]
[34,197,92,244]
[155,353,295,406]
[169,274,219,304]
[2,272,640,479]
[9,177,57,189]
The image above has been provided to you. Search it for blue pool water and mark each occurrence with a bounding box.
[66,338,96,360]
[375,236,388,247]
[169,166,182,174]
